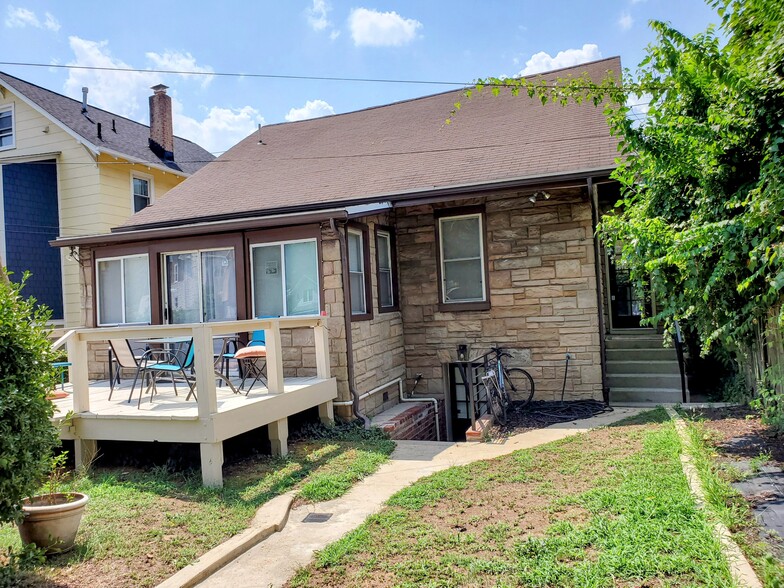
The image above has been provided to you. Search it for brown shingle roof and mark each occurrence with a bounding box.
[0,71,214,175]
[120,57,621,230]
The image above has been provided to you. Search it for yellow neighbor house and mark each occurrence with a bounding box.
[0,72,214,327]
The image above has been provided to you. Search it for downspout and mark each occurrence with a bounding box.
[330,217,370,427]
[588,178,610,405]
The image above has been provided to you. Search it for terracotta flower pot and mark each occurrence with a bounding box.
[17,492,89,554]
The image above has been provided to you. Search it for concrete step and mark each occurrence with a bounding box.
[605,335,668,350]
[608,373,682,389]
[610,387,684,404]
[606,348,678,362]
[606,359,681,375]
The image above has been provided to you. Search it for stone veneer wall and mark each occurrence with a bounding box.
[319,216,407,419]
[396,188,603,408]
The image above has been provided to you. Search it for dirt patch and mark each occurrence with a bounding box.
[685,405,784,463]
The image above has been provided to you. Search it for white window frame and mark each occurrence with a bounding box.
[0,104,15,151]
[95,254,151,326]
[162,247,236,324]
[438,212,488,304]
[249,238,321,318]
[131,171,154,213]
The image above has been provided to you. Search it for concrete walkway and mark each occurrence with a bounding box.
[194,407,642,588]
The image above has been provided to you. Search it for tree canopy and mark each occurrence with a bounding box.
[472,0,783,359]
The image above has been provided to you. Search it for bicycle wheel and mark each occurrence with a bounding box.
[483,378,507,425]
[503,367,535,406]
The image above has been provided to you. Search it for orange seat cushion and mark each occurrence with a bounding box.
[234,346,267,359]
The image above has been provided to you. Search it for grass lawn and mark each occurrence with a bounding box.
[290,409,736,588]
[0,424,395,588]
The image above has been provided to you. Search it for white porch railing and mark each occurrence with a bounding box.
[55,317,333,487]
[62,317,330,418]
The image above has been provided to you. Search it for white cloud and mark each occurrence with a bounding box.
[4,5,59,30]
[329,29,341,40]
[348,8,422,47]
[285,99,335,122]
[518,44,602,76]
[145,50,214,88]
[62,36,262,153]
[627,93,652,127]
[618,12,633,31]
[172,100,264,154]
[43,12,60,31]
[306,0,330,31]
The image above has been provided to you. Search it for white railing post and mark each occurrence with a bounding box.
[314,323,330,379]
[67,333,90,413]
[265,321,284,394]
[193,324,217,418]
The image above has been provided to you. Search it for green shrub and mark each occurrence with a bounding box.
[750,386,784,433]
[0,272,59,524]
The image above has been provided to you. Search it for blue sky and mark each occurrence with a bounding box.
[0,1,719,154]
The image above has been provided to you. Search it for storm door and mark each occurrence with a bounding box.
[607,245,652,329]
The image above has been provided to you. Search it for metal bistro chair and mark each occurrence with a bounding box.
[108,339,144,401]
[136,340,197,407]
[233,330,268,395]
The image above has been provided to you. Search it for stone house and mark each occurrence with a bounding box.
[54,57,684,441]
[0,72,213,325]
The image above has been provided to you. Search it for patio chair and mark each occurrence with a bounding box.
[234,330,267,395]
[107,339,144,401]
[135,339,197,407]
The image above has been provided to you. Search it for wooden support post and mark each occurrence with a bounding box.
[268,418,289,457]
[193,325,217,418]
[314,323,330,379]
[74,439,97,471]
[200,442,224,487]
[318,401,334,425]
[265,323,284,394]
[67,335,90,413]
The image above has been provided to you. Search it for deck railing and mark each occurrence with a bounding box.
[62,317,331,418]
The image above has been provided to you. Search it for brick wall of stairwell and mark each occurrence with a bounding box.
[396,187,604,410]
[371,402,437,441]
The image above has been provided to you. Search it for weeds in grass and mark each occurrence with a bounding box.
[294,412,734,588]
[0,426,395,588]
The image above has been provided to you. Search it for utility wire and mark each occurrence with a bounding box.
[0,60,662,91]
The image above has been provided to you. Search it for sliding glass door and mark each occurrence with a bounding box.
[164,248,236,324]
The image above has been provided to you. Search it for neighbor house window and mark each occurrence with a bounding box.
[348,226,371,319]
[251,239,320,318]
[437,212,488,308]
[96,254,151,325]
[0,105,14,150]
[375,227,398,312]
[131,173,153,213]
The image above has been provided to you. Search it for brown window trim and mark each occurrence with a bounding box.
[434,205,491,313]
[347,222,373,322]
[374,225,399,313]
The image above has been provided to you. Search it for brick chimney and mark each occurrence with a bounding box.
[149,84,174,161]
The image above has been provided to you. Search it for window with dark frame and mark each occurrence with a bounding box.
[375,227,398,311]
[437,212,488,307]
[347,226,372,319]
[132,175,151,213]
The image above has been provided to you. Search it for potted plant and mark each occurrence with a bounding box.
[0,269,76,555]
[17,452,89,554]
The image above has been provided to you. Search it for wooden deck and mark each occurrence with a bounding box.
[54,318,337,486]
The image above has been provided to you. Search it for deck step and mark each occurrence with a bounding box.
[605,335,668,350]
[606,347,678,362]
[607,373,682,389]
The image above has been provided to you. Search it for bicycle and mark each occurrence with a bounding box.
[479,346,535,425]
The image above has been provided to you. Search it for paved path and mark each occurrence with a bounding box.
[197,407,642,588]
